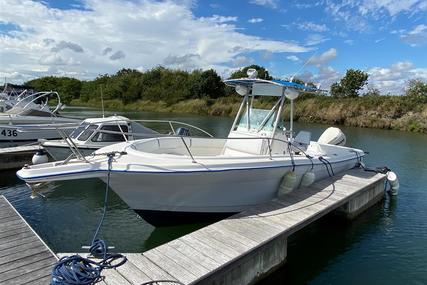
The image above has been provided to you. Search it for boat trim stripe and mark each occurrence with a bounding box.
[16,155,363,181]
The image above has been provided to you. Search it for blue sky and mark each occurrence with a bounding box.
[1,0,426,94]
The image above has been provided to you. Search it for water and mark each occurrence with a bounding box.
[0,107,426,284]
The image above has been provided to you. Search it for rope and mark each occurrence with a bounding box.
[319,156,334,177]
[287,142,296,171]
[51,152,127,285]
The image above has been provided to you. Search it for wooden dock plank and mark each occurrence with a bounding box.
[180,235,232,264]
[144,248,196,284]
[167,239,221,270]
[0,255,55,283]
[114,257,152,285]
[0,251,54,274]
[0,235,40,252]
[0,196,57,284]
[125,254,178,283]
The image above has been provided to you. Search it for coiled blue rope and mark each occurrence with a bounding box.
[51,152,127,285]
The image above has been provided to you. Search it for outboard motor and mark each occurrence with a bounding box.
[176,127,190,136]
[318,127,346,146]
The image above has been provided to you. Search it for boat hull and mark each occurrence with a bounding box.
[101,158,357,226]
[0,116,79,144]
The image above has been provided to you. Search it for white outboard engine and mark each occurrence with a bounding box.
[318,127,346,146]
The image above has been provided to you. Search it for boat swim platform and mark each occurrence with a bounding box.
[58,168,386,285]
[0,145,40,171]
[0,195,58,284]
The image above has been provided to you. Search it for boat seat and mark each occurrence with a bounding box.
[222,131,268,156]
[292,131,311,153]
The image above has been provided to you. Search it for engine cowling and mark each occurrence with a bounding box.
[318,127,346,146]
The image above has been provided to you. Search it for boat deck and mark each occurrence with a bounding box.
[0,195,57,284]
[59,168,386,285]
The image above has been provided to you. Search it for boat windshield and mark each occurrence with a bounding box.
[91,125,129,142]
[236,108,276,132]
[70,123,88,139]
[77,125,98,141]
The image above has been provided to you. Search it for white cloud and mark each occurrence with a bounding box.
[368,61,427,94]
[109,50,125,61]
[344,39,354,45]
[248,18,264,23]
[201,15,238,23]
[102,47,113,55]
[286,55,299,62]
[232,56,254,67]
[51,41,84,53]
[0,0,309,83]
[307,48,337,66]
[284,66,341,90]
[359,0,424,17]
[305,34,329,46]
[324,0,427,33]
[249,0,278,9]
[296,21,328,32]
[400,24,427,47]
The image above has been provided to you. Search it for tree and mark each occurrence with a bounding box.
[26,76,82,103]
[190,69,225,99]
[405,79,427,97]
[330,69,368,97]
[364,86,381,96]
[229,65,272,80]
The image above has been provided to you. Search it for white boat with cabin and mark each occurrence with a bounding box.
[41,116,159,161]
[17,70,365,226]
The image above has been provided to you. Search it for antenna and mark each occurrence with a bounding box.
[100,86,105,118]
[289,51,318,82]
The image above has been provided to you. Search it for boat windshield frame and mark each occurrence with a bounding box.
[229,90,286,139]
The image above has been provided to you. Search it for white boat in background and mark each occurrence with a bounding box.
[0,91,80,145]
[41,116,160,161]
[17,69,365,226]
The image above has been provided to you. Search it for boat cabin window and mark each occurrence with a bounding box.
[70,123,89,139]
[235,108,276,132]
[91,125,129,142]
[77,125,98,141]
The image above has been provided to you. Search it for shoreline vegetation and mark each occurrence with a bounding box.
[69,96,427,133]
[25,65,427,133]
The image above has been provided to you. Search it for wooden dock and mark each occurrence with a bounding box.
[0,195,57,284]
[59,169,386,285]
[0,145,39,170]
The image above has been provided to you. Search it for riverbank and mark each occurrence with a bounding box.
[70,95,427,133]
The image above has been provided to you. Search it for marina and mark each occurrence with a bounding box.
[0,111,426,284]
[2,0,427,283]
[1,168,386,285]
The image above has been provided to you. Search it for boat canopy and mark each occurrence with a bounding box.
[224,78,318,97]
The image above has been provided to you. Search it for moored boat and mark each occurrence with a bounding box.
[0,91,80,146]
[17,70,365,226]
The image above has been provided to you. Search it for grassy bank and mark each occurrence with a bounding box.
[70,95,427,133]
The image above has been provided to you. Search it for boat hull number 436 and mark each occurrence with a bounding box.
[1,129,18,137]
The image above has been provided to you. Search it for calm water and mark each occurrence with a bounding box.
[0,107,426,284]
